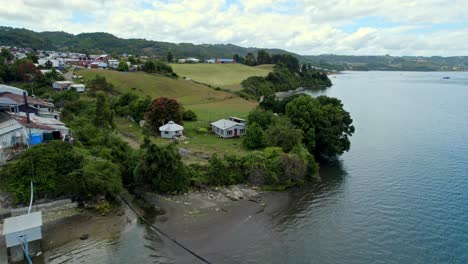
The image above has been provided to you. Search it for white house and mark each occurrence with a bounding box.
[108,59,119,69]
[70,84,85,93]
[211,117,247,138]
[159,121,184,139]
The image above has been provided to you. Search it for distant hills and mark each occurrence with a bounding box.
[1,27,467,71]
[305,55,468,71]
[0,26,294,59]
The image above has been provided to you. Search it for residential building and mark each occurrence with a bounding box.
[159,121,184,139]
[211,117,247,138]
[52,81,73,91]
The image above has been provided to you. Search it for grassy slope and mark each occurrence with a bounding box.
[254,64,275,71]
[77,69,256,160]
[171,63,271,91]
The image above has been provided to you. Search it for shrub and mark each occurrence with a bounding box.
[197,127,208,134]
[183,109,197,121]
[243,123,265,149]
[207,154,244,186]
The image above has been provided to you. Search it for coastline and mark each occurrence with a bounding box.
[137,185,293,263]
[0,186,295,263]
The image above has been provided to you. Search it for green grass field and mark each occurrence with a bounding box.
[77,69,256,160]
[171,63,271,91]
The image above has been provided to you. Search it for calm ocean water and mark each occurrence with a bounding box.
[36,71,467,264]
[264,71,468,263]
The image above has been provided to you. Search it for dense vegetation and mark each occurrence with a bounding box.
[0,27,297,60]
[239,52,332,100]
[245,94,355,159]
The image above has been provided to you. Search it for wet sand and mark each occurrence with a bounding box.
[0,186,294,263]
[140,185,293,263]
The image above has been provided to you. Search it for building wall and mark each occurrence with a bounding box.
[0,127,24,148]
[160,130,182,139]
[212,125,246,138]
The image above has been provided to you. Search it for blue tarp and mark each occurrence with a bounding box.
[29,133,42,145]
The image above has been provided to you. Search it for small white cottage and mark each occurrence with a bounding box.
[159,121,184,139]
[211,117,246,138]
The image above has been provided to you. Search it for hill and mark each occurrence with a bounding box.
[171,63,271,91]
[77,69,256,157]
[304,54,468,71]
[0,27,297,60]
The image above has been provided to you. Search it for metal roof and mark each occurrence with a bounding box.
[211,119,245,130]
[3,212,42,235]
[159,121,184,132]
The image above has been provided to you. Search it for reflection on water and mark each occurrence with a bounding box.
[276,160,348,227]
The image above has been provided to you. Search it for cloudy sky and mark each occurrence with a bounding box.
[1,0,468,56]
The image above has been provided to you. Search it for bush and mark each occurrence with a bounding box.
[243,123,265,149]
[207,154,244,186]
[183,109,197,121]
[197,127,208,134]
[133,140,189,193]
[0,141,122,203]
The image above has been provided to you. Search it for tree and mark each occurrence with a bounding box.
[144,60,156,72]
[245,52,257,66]
[243,123,265,149]
[240,76,274,99]
[77,157,122,197]
[27,52,39,63]
[94,92,115,129]
[314,96,355,157]
[128,56,136,65]
[247,108,275,129]
[285,95,320,153]
[134,139,189,192]
[183,109,197,121]
[44,60,53,69]
[0,48,13,63]
[264,116,303,152]
[233,54,243,64]
[167,51,173,63]
[129,96,152,122]
[13,59,40,82]
[145,97,183,129]
[87,75,115,96]
[0,141,122,203]
[285,95,355,158]
[257,50,271,65]
[117,60,129,71]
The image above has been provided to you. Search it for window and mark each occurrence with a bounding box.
[227,130,233,135]
[240,129,245,134]
[165,131,169,134]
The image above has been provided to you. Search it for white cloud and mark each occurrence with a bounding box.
[1,0,467,56]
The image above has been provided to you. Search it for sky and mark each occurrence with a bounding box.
[1,0,468,56]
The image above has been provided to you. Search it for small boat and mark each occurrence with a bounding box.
[442,76,450,79]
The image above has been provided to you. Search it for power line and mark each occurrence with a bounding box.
[119,194,212,264]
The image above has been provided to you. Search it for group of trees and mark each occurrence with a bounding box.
[240,64,331,100]
[233,50,300,70]
[246,94,355,159]
[143,60,176,77]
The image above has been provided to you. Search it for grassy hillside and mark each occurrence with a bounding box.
[77,69,256,159]
[171,63,271,91]
[254,64,276,71]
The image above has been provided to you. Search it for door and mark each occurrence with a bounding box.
[234,129,238,137]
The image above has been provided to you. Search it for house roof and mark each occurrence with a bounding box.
[211,119,245,130]
[159,121,183,132]
[0,93,54,108]
[0,84,28,96]
[3,212,42,235]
